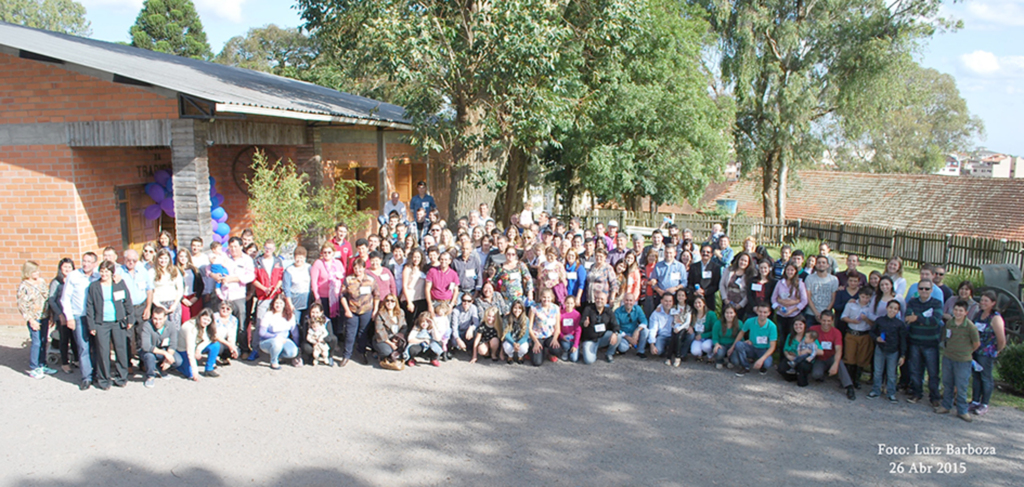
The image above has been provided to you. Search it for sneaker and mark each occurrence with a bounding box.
[867,391,880,399]
[79,380,91,391]
[562,353,570,362]
[759,366,768,375]
[549,355,558,363]
[430,359,441,367]
[974,405,989,416]
[42,366,58,375]
[636,353,647,359]
[906,397,919,404]
[735,368,748,377]
[605,355,614,363]
[329,358,336,367]
[292,357,304,367]
[934,406,951,414]
[270,363,281,370]
[161,371,174,380]
[847,387,856,401]
[60,364,72,374]
[144,378,155,388]
[27,368,45,380]
[930,400,941,408]
[888,395,898,403]
[201,370,220,378]
[664,359,673,366]
[958,413,973,423]
[406,359,417,367]
[672,358,681,367]
[725,362,734,370]
[246,350,259,361]
[715,363,723,370]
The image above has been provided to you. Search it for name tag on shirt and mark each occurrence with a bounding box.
[422,202,430,208]
[755,335,768,345]
[566,271,578,280]
[381,273,390,281]
[594,323,606,333]
[584,262,593,270]
[751,283,763,292]
[821,341,833,350]
[333,271,345,280]
[359,286,371,295]
[160,338,170,348]
[562,319,573,328]
[466,269,477,279]
[509,273,522,281]
[702,270,712,279]
[627,277,634,286]
[113,290,126,301]
[670,272,681,281]
[670,309,679,316]
[947,328,952,338]
[417,271,427,280]
[923,309,933,318]
[549,271,559,280]
[694,324,705,333]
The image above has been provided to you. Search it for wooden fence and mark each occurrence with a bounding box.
[559,209,1024,272]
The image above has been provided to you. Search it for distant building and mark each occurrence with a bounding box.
[935,154,961,176]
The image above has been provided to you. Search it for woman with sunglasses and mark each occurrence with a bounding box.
[373,294,407,370]
[493,247,534,305]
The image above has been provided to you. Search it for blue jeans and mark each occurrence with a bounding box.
[177,343,222,378]
[616,328,649,354]
[730,341,772,370]
[141,349,183,378]
[871,346,899,396]
[343,311,373,359]
[941,358,971,415]
[972,353,995,406]
[580,331,616,364]
[654,335,672,358]
[712,345,728,364]
[908,344,940,402]
[559,336,579,362]
[259,338,299,366]
[72,316,93,382]
[27,318,50,370]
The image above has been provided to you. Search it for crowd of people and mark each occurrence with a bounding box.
[16,181,1008,421]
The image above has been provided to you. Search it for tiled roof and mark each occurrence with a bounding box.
[701,171,1024,241]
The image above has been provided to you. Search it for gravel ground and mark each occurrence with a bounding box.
[0,326,1021,487]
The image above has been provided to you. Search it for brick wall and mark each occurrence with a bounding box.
[0,52,178,125]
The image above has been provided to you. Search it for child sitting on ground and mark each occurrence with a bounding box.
[406,312,443,367]
[306,307,331,366]
[431,302,453,360]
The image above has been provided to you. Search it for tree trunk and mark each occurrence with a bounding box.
[493,145,529,226]
[761,149,779,219]
[776,156,788,221]
[447,103,495,221]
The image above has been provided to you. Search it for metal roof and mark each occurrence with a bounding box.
[0,21,412,129]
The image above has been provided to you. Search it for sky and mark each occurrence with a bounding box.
[78,0,1024,156]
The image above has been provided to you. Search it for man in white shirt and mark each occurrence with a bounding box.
[61,252,100,390]
[190,237,210,269]
[381,191,408,225]
[209,237,255,352]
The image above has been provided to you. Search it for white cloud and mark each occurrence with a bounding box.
[960,50,1001,75]
[196,0,249,23]
[964,1,1024,28]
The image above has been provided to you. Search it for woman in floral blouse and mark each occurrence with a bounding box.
[585,247,618,308]
[492,247,534,305]
[17,261,55,379]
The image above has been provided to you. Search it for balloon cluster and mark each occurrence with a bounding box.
[144,171,230,243]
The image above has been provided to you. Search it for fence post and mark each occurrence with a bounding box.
[890,228,898,259]
[1000,239,1008,264]
[795,219,802,240]
[943,234,952,267]
[837,223,846,254]
[917,236,925,269]
[725,217,732,238]
[620,209,627,227]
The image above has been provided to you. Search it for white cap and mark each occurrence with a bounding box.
[608,220,619,227]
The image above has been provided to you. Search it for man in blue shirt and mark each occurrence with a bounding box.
[118,249,153,358]
[652,245,686,308]
[614,294,650,358]
[409,181,437,216]
[61,252,100,391]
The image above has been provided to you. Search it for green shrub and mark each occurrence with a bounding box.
[943,269,985,292]
[997,342,1024,393]
[787,239,823,260]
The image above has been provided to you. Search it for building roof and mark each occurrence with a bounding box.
[0,21,411,129]
[704,171,1024,241]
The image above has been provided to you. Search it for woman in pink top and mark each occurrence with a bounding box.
[310,244,345,334]
[425,252,459,317]
[770,262,808,346]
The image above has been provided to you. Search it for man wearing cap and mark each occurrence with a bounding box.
[604,220,619,251]
[409,181,437,215]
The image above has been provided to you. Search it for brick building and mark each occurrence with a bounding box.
[0,22,438,324]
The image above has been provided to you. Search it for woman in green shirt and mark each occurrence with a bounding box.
[778,316,817,383]
[689,295,719,362]
[711,304,740,369]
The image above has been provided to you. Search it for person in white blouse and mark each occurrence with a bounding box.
[150,249,184,333]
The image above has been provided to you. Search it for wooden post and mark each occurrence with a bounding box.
[725,217,732,238]
[1000,239,1008,264]
[837,223,846,254]
[917,236,925,269]
[890,228,898,259]
[377,127,387,215]
[170,119,212,246]
[943,234,953,267]
[795,219,802,240]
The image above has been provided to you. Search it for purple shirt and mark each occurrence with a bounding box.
[426,267,459,302]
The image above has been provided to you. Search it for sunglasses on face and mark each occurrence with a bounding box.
[919,287,932,291]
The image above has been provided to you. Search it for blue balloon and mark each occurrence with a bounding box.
[215,223,230,237]
[209,176,216,187]
[211,207,226,220]
[213,194,225,207]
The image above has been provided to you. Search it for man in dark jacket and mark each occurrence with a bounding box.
[688,244,722,312]
[140,307,182,389]
[85,260,135,390]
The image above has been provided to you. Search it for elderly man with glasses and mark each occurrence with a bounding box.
[905,279,945,407]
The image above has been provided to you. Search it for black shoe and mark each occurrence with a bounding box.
[339,358,349,367]
[853,381,862,390]
[79,380,91,391]
[444,351,453,361]
[113,381,127,388]
[201,370,220,378]
[96,382,110,391]
[636,353,647,359]
[847,387,856,401]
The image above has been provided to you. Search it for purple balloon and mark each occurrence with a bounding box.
[216,213,228,224]
[144,204,162,221]
[212,234,224,243]
[210,219,219,230]
[154,170,171,187]
[145,183,165,203]
[213,194,225,207]
[160,198,174,213]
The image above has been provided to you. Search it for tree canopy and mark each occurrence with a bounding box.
[214,24,318,77]
[129,0,212,60]
[1,0,91,36]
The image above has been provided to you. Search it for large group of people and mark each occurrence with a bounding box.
[16,181,1009,421]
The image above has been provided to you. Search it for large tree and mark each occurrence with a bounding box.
[695,0,950,220]
[1,0,91,36]
[214,24,319,77]
[297,0,574,222]
[129,0,212,60]
[829,61,983,173]
[541,0,731,213]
